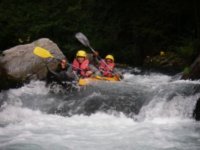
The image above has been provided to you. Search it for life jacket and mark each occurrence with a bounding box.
[72,59,90,77]
[99,59,115,77]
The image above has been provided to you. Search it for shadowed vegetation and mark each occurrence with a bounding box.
[0,0,199,66]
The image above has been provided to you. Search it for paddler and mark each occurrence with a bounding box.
[71,50,99,78]
[98,54,123,79]
[99,55,115,77]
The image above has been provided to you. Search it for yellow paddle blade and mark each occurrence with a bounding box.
[33,47,54,58]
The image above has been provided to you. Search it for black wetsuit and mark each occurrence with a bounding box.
[46,65,75,87]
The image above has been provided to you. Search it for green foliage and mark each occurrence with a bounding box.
[175,40,199,63]
[183,67,191,75]
[177,45,194,58]
[0,0,199,65]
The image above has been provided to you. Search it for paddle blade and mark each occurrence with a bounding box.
[75,32,90,47]
[33,47,54,58]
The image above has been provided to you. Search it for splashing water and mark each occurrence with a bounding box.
[0,69,200,150]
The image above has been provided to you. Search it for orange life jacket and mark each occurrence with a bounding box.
[99,59,115,77]
[72,59,90,77]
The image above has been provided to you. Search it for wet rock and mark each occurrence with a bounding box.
[193,98,200,121]
[192,85,200,121]
[0,59,22,91]
[181,53,200,121]
[0,38,65,91]
[144,52,186,74]
[181,54,200,80]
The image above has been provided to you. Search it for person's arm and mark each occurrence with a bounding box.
[46,64,69,81]
[46,64,60,78]
[93,51,101,64]
[113,68,124,79]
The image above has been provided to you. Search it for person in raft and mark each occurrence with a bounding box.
[98,54,115,77]
[71,50,99,78]
[98,54,123,79]
[46,58,75,84]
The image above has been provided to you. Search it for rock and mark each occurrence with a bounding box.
[180,53,200,121]
[181,54,200,80]
[193,98,200,121]
[0,38,65,90]
[144,52,186,74]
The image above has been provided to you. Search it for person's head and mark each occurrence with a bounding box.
[60,59,67,69]
[105,55,114,64]
[76,50,87,63]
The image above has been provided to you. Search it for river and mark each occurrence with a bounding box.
[0,68,200,150]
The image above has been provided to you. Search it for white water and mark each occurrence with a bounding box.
[0,71,200,150]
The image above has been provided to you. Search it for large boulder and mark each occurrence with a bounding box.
[0,38,65,90]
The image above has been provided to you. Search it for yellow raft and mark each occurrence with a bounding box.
[78,75,121,86]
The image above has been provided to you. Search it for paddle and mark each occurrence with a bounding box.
[75,32,122,80]
[33,46,59,60]
[33,47,84,83]
[33,47,82,71]
[75,32,96,54]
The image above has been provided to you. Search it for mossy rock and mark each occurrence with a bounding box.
[144,51,187,73]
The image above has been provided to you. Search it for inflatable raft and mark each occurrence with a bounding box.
[78,75,121,86]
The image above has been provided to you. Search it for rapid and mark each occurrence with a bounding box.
[0,68,200,150]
